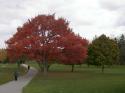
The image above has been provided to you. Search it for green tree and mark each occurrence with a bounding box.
[117,34,125,65]
[87,34,119,72]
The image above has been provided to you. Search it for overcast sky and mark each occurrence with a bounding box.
[0,0,125,48]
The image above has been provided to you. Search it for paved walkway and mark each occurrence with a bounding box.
[0,64,38,93]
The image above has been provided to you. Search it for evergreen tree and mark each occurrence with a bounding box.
[117,34,125,65]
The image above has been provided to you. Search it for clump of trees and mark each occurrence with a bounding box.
[0,49,8,63]
[117,34,125,65]
[6,14,88,74]
[87,34,119,72]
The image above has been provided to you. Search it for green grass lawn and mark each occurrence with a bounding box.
[23,64,125,93]
[0,63,27,85]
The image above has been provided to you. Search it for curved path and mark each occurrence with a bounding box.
[0,64,38,93]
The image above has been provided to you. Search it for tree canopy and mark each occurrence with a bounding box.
[117,34,125,65]
[6,14,88,74]
[87,34,119,72]
[0,49,7,63]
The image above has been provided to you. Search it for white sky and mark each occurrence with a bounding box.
[0,0,125,48]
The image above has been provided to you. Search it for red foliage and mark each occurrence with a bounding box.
[6,14,88,66]
[59,33,88,65]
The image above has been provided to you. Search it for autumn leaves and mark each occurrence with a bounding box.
[6,14,88,74]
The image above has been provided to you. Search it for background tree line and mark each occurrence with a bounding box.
[116,34,125,65]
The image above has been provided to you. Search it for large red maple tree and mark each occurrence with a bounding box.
[6,14,88,74]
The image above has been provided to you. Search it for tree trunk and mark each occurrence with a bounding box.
[37,62,43,72]
[71,64,74,72]
[43,60,48,76]
[87,63,90,68]
[96,65,99,68]
[47,65,50,72]
[102,64,104,72]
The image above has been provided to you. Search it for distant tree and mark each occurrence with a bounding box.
[87,34,119,72]
[117,34,125,65]
[0,49,7,63]
[6,14,88,74]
